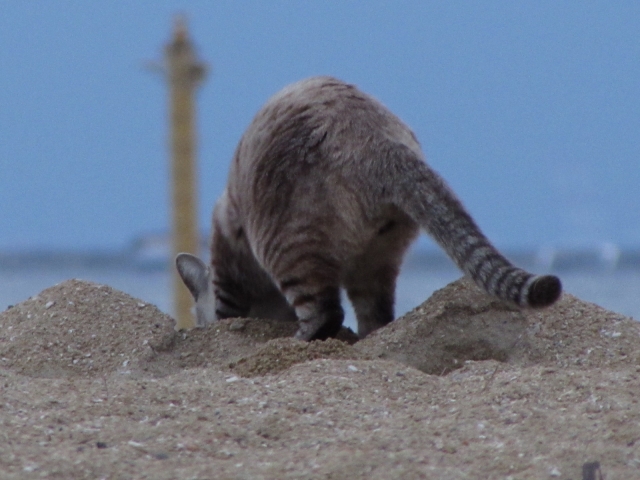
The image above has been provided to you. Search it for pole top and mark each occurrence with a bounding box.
[165,14,207,87]
[172,14,188,44]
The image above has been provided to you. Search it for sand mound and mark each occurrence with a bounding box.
[357,277,639,374]
[0,279,360,379]
[0,279,174,377]
[0,276,638,478]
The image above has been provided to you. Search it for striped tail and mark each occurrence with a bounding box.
[389,150,562,308]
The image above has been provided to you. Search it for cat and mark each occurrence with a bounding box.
[176,76,561,340]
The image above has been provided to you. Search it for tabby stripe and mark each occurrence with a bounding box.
[264,225,331,270]
[466,246,495,280]
[477,255,500,284]
[493,267,519,298]
[507,274,529,305]
[217,294,241,310]
[277,251,340,281]
[292,293,316,308]
[280,276,306,291]
[458,238,488,272]
[483,263,511,293]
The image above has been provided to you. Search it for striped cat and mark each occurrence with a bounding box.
[176,76,561,340]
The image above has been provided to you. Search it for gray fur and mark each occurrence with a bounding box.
[176,76,562,340]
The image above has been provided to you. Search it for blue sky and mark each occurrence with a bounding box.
[1,1,639,251]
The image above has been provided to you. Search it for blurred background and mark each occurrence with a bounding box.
[1,1,639,325]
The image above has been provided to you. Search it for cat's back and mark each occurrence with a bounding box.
[230,76,422,180]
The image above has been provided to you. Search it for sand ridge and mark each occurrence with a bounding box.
[0,277,638,478]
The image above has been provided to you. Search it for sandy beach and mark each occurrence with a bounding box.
[0,276,638,479]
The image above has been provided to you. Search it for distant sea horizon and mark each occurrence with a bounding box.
[2,240,640,272]
[2,244,639,331]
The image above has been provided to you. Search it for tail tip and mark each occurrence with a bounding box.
[527,275,562,308]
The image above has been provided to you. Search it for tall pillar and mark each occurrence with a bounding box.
[164,17,206,329]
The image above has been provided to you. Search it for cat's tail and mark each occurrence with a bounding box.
[384,146,562,308]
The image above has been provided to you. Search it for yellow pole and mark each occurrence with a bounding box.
[165,17,206,329]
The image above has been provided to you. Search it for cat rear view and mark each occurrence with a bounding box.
[176,76,561,340]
